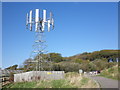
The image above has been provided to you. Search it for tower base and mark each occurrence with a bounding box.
[14,71,65,82]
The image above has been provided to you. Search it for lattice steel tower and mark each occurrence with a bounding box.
[26,9,54,71]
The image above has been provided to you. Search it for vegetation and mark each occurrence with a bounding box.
[68,50,118,61]
[9,72,14,82]
[3,72,99,88]
[98,65,120,80]
[6,50,119,73]
[5,65,18,70]
[3,49,119,88]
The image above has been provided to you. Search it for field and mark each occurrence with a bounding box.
[3,72,99,88]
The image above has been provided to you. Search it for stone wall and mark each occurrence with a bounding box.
[14,71,64,82]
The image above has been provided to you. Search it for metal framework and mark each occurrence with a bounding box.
[33,32,47,71]
[26,9,54,71]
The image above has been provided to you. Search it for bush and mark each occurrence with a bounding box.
[9,72,14,82]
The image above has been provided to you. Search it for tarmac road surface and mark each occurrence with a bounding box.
[90,76,119,88]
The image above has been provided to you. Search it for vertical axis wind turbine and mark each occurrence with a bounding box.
[26,9,54,71]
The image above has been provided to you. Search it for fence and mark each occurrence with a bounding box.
[1,69,23,86]
[14,71,65,82]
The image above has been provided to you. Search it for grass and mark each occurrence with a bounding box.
[98,65,120,80]
[34,79,74,88]
[3,72,99,88]
[3,82,37,88]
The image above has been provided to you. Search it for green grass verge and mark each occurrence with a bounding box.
[3,80,75,88]
[98,65,120,80]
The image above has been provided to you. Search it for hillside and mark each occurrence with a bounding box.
[99,65,119,80]
[67,50,118,61]
[3,49,119,88]
[6,49,119,73]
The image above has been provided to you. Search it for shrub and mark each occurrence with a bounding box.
[9,72,14,82]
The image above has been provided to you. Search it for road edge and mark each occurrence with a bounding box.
[84,75,101,88]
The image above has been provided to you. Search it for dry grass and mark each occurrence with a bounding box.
[65,72,99,88]
[100,64,119,80]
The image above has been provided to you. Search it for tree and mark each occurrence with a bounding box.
[49,53,63,63]
[59,62,81,72]
[6,64,18,70]
[23,58,35,71]
[9,72,14,82]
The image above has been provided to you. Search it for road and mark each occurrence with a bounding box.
[89,75,119,88]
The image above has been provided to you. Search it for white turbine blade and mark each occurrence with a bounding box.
[52,18,54,29]
[43,10,46,22]
[35,9,39,22]
[29,10,32,23]
[26,13,29,29]
[50,12,54,30]
[48,20,50,32]
[35,9,39,32]
[42,21,44,32]
[29,10,32,31]
[26,13,29,25]
[30,24,32,31]
[35,23,38,32]
[50,12,52,23]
